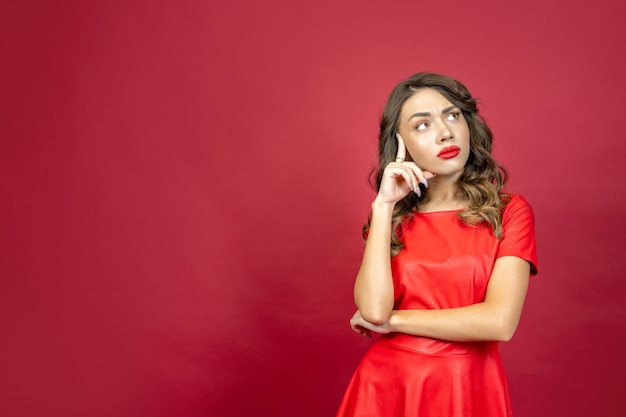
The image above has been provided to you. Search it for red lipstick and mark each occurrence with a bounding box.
[437,146,460,159]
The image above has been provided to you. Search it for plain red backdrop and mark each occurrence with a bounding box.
[1,1,625,416]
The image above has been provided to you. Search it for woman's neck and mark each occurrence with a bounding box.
[418,174,467,212]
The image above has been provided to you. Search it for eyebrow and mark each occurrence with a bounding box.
[408,105,457,121]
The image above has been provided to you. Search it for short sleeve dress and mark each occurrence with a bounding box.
[336,194,538,417]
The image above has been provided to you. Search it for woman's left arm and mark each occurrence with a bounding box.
[351,255,530,342]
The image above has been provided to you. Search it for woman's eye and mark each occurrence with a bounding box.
[447,111,461,121]
[417,122,429,131]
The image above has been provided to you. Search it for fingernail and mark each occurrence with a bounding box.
[423,177,428,188]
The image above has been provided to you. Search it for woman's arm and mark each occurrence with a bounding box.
[352,256,530,342]
[353,199,396,324]
[354,134,431,325]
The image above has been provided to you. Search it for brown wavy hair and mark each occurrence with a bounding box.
[364,72,509,256]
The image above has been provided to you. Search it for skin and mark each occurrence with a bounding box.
[351,88,530,343]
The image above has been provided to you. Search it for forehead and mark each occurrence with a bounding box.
[400,88,454,116]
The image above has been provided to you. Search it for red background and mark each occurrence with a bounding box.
[2,1,625,416]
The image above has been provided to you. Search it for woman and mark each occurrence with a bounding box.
[336,72,538,417]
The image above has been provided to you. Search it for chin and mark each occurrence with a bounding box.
[431,168,465,179]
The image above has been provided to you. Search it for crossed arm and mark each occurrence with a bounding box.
[352,251,530,343]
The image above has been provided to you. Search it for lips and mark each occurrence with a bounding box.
[437,146,461,159]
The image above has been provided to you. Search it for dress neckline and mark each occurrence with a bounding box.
[415,208,463,215]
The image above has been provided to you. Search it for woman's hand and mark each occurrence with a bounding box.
[376,133,434,205]
[350,310,392,338]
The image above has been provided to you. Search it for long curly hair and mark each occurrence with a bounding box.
[364,72,509,256]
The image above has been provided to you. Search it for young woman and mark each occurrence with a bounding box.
[336,72,538,417]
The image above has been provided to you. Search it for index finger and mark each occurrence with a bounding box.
[395,132,406,162]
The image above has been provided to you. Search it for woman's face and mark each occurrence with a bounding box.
[397,88,470,179]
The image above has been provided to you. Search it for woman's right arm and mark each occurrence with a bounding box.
[354,134,430,324]
[353,199,396,324]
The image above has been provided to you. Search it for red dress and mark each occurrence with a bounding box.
[336,194,538,417]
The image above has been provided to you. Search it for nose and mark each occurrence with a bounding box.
[436,118,454,143]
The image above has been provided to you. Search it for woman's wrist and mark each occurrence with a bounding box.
[385,310,402,333]
[372,197,396,213]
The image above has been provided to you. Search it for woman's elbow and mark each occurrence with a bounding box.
[492,318,520,342]
[358,307,392,325]
[494,329,515,343]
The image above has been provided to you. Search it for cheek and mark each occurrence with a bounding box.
[404,139,430,163]
[461,148,471,165]
[405,144,426,164]
[459,124,471,144]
